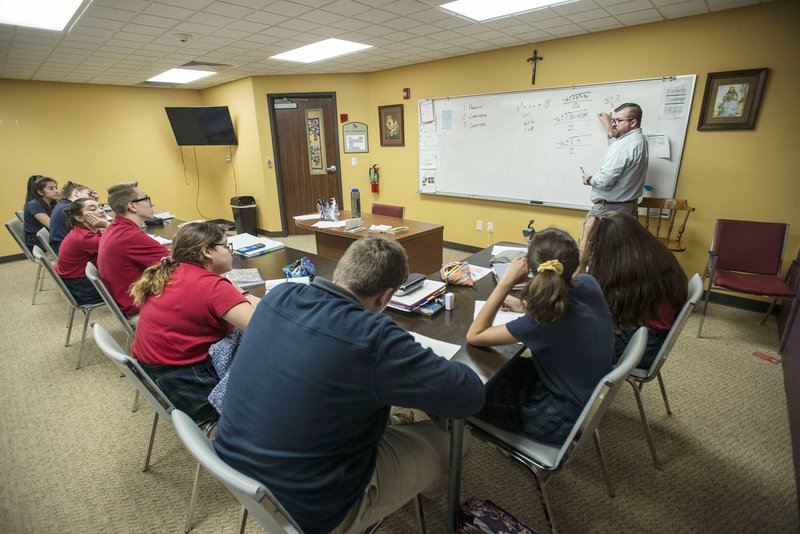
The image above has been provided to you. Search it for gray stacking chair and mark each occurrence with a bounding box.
[32,246,105,369]
[172,409,303,534]
[92,323,211,533]
[15,210,24,222]
[36,227,59,260]
[626,274,703,469]
[5,217,46,304]
[467,328,648,534]
[85,262,136,346]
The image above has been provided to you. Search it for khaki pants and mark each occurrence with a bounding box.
[332,421,471,534]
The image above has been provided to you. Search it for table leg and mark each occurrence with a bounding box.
[448,418,463,533]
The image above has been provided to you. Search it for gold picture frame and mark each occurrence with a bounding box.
[697,68,768,131]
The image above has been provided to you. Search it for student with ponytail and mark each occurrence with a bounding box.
[130,222,257,426]
[467,228,614,444]
[54,198,109,305]
[22,175,59,250]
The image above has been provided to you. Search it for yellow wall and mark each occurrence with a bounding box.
[2,1,798,280]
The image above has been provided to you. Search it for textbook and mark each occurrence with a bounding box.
[388,280,446,313]
[224,268,264,289]
[491,262,530,291]
[228,233,284,257]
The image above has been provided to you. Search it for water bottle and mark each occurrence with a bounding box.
[350,188,361,218]
[331,198,339,221]
[639,184,653,216]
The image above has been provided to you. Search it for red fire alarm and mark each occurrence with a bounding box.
[340,113,348,123]
[402,88,410,100]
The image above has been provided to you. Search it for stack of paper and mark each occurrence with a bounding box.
[227,233,284,257]
[225,268,264,289]
[388,279,446,313]
[369,224,408,234]
[148,234,172,246]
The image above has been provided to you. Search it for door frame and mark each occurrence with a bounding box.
[267,92,342,236]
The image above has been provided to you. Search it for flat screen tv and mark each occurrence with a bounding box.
[165,106,238,146]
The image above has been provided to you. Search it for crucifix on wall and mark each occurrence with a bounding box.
[526,49,544,85]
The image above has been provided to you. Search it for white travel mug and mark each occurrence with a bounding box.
[444,292,454,311]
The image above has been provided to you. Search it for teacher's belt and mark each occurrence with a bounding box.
[593,199,637,205]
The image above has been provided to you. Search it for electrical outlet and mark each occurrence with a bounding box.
[351,157,357,165]
[476,220,483,231]
[487,222,494,233]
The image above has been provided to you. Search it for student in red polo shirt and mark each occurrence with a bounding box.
[97,181,169,320]
[54,198,110,305]
[129,222,257,426]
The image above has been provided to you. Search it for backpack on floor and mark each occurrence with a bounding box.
[458,498,536,534]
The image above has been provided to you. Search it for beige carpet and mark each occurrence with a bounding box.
[0,240,797,533]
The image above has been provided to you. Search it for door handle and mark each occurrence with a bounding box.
[326,165,337,173]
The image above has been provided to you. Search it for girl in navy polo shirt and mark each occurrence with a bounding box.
[22,175,59,250]
[467,228,614,444]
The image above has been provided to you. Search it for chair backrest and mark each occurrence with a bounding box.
[15,210,24,223]
[641,273,703,378]
[712,219,789,275]
[556,327,647,468]
[171,410,303,534]
[638,198,694,251]
[85,262,136,340]
[5,218,36,262]
[36,227,58,260]
[32,245,80,308]
[93,323,173,418]
[372,203,405,218]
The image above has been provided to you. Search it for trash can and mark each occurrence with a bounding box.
[230,196,257,235]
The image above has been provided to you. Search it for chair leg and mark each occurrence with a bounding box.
[592,431,614,498]
[697,286,712,338]
[31,264,43,305]
[75,309,94,370]
[627,378,661,469]
[238,506,248,534]
[184,462,202,533]
[131,390,140,413]
[414,494,427,534]
[531,472,557,534]
[761,299,777,325]
[656,372,672,415]
[143,412,159,472]
[65,307,76,347]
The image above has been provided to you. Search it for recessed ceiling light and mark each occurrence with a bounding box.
[0,0,88,31]
[441,0,574,22]
[270,38,372,64]
[147,68,216,84]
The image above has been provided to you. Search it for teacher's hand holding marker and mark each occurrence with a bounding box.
[581,165,592,185]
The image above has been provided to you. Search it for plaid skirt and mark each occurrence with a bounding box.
[476,355,582,445]
[139,358,220,427]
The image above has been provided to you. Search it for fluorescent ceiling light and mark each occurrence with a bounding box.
[271,38,372,64]
[0,0,86,31]
[147,68,216,84]
[441,0,572,22]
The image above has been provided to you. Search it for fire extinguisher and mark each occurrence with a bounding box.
[369,164,380,193]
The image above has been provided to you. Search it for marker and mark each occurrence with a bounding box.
[580,166,586,174]
[529,200,543,205]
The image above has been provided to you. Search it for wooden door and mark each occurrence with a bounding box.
[271,95,341,235]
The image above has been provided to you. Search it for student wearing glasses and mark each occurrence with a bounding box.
[96,181,169,321]
[580,102,649,235]
[130,222,257,426]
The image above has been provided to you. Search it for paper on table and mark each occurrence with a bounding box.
[368,224,392,232]
[293,213,321,221]
[468,264,492,282]
[410,332,460,360]
[491,244,527,256]
[148,234,172,245]
[312,221,347,228]
[263,277,311,292]
[474,300,524,326]
[153,211,175,220]
[227,233,284,252]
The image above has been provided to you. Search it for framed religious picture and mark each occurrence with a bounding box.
[378,104,404,147]
[697,68,768,130]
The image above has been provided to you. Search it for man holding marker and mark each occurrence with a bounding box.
[581,102,648,228]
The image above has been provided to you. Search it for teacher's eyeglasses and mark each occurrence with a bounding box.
[611,118,634,125]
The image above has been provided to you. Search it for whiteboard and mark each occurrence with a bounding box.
[418,76,696,210]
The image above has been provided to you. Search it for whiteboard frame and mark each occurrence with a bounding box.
[418,75,696,210]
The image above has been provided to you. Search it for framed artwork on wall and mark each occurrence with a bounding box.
[697,68,768,130]
[378,104,404,147]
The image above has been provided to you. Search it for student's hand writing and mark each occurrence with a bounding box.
[500,257,529,288]
[501,295,524,313]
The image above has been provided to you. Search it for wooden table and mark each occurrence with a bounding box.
[294,211,444,275]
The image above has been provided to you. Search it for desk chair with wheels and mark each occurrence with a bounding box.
[467,327,647,534]
[5,218,46,304]
[92,323,213,534]
[36,227,59,260]
[32,246,105,369]
[638,198,694,252]
[372,203,405,218]
[626,273,703,469]
[172,409,303,534]
[697,219,796,349]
